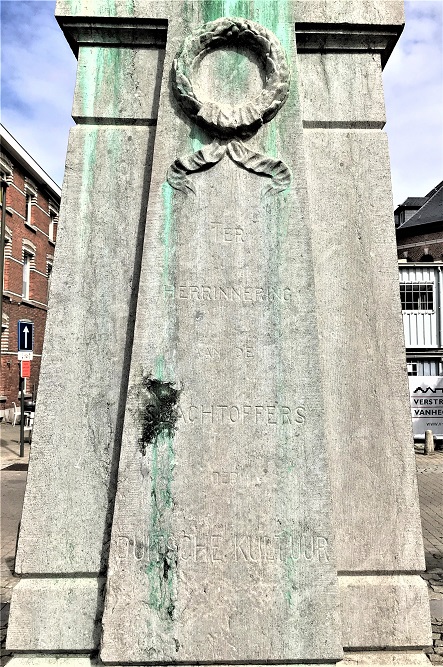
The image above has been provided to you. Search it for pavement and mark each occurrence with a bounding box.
[415,445,443,664]
[1,422,30,667]
[0,424,442,665]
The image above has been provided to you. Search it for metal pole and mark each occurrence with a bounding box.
[20,375,25,458]
[0,176,9,341]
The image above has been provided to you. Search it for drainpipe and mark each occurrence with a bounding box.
[0,175,9,339]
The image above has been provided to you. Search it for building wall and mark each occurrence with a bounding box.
[399,264,442,349]
[399,262,443,440]
[1,147,59,420]
[397,230,443,262]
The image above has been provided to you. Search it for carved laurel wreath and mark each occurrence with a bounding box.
[168,17,292,195]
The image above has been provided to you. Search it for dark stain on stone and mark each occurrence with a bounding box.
[167,601,175,621]
[162,547,178,621]
[138,374,181,455]
[163,553,171,581]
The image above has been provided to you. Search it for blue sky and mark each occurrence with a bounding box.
[1,0,442,207]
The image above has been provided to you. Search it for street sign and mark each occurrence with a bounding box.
[18,321,34,351]
[20,360,31,378]
[18,351,33,361]
[409,375,443,438]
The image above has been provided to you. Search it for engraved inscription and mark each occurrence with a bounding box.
[177,403,306,425]
[212,471,238,485]
[116,531,329,565]
[164,285,291,302]
[210,222,245,243]
[197,344,254,360]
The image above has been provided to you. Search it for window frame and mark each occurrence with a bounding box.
[47,261,53,302]
[22,253,31,299]
[399,282,435,312]
[25,193,33,225]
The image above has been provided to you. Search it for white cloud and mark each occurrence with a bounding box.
[383,0,443,206]
[1,1,77,186]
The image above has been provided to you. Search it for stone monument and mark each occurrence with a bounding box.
[6,1,431,665]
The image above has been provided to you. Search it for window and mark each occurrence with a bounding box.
[400,283,434,311]
[1,313,9,354]
[24,178,37,227]
[26,193,33,225]
[22,253,31,299]
[0,172,5,206]
[0,154,13,204]
[48,202,59,243]
[47,262,53,302]
[407,359,443,376]
[49,215,55,242]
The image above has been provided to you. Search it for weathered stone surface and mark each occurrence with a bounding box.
[6,659,95,667]
[100,9,341,663]
[5,659,433,667]
[6,662,336,667]
[73,46,165,122]
[299,53,386,128]
[14,125,157,576]
[6,578,104,651]
[340,575,432,648]
[55,0,404,26]
[293,0,404,24]
[6,1,430,665]
[339,654,432,666]
[305,128,426,573]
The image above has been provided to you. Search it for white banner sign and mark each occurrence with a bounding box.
[409,375,443,437]
[17,351,33,361]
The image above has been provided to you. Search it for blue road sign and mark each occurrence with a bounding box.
[18,321,34,351]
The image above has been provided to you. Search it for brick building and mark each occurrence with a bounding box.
[1,124,61,421]
[396,181,443,262]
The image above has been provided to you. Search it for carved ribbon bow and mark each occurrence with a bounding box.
[168,139,291,196]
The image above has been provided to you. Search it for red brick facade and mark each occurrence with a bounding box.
[1,135,60,421]
[397,229,443,263]
[395,182,443,263]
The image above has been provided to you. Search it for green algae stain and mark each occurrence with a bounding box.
[98,0,117,17]
[136,366,180,622]
[224,0,250,17]
[80,129,98,211]
[253,0,292,54]
[77,48,95,119]
[202,0,225,23]
[201,0,293,50]
[78,47,123,120]
[190,125,206,153]
[67,0,81,14]
[96,48,123,119]
[155,355,165,382]
[161,182,174,286]
[145,430,177,621]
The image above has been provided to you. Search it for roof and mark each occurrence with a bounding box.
[426,180,443,198]
[400,197,428,208]
[397,185,443,230]
[0,124,61,199]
